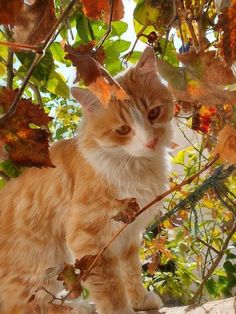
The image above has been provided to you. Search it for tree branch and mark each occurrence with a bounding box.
[0,0,77,125]
[83,156,220,279]
[190,223,236,304]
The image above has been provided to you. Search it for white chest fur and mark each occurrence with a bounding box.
[82,146,170,229]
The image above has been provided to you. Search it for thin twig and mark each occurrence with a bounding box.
[122,25,147,64]
[94,0,115,55]
[196,237,220,255]
[136,155,219,218]
[185,17,199,51]
[190,223,236,304]
[0,41,41,52]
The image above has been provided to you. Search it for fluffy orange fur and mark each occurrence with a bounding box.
[0,47,174,314]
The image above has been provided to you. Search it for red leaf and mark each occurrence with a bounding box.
[13,0,56,45]
[65,44,101,85]
[0,0,23,25]
[0,88,53,168]
[81,0,124,23]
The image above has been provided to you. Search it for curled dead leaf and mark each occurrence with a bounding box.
[214,125,236,164]
[113,198,140,224]
[57,264,82,299]
[0,88,53,168]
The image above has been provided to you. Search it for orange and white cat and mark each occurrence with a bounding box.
[0,47,174,314]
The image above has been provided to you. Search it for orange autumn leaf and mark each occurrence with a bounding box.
[81,0,124,23]
[0,88,53,168]
[153,237,173,260]
[214,125,236,164]
[89,76,127,108]
[13,0,56,45]
[0,0,23,25]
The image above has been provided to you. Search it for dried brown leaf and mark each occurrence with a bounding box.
[65,45,101,85]
[57,264,82,299]
[0,88,53,168]
[214,125,236,164]
[0,0,23,25]
[113,198,140,224]
[177,51,236,86]
[156,58,236,106]
[13,0,56,45]
[75,255,97,279]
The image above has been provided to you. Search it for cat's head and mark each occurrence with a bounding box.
[71,47,174,158]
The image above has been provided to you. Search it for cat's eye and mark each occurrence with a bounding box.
[116,125,131,135]
[148,106,161,120]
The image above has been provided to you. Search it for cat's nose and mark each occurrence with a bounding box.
[145,138,157,150]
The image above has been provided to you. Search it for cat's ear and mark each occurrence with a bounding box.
[71,87,100,111]
[135,46,157,75]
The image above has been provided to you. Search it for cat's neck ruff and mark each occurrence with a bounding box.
[78,138,169,201]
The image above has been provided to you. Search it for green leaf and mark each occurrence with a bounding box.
[16,50,55,84]
[0,62,6,77]
[0,32,8,59]
[110,21,128,37]
[126,51,142,64]
[0,160,21,178]
[50,42,70,65]
[160,38,179,67]
[76,14,93,43]
[133,20,155,43]
[134,0,160,26]
[105,59,123,76]
[206,277,218,296]
[46,71,69,99]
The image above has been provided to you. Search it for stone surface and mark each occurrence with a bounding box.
[143,297,235,314]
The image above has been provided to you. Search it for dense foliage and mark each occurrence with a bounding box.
[0,0,235,307]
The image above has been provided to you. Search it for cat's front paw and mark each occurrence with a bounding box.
[134,292,163,311]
